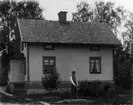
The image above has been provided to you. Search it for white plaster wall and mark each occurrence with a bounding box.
[29,44,113,81]
[10,59,25,82]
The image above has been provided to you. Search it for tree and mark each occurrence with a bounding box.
[0,0,44,67]
[72,1,124,34]
[72,2,94,22]
[0,0,44,86]
[72,1,132,91]
[122,11,133,54]
[113,46,132,90]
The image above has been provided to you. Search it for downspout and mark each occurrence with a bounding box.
[26,43,30,92]
[112,46,115,83]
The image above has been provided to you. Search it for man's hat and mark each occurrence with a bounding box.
[72,71,76,74]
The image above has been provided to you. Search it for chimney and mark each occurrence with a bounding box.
[58,11,67,23]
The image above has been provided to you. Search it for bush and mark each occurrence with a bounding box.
[0,68,9,86]
[114,59,132,90]
[78,80,90,96]
[41,69,61,92]
[78,80,116,97]
[114,46,132,91]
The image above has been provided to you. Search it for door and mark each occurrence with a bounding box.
[43,56,56,74]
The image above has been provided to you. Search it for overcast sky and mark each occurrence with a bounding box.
[36,0,133,20]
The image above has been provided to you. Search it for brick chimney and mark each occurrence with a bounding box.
[58,11,67,23]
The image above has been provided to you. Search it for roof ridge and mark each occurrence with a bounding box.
[17,18,106,24]
[17,18,44,21]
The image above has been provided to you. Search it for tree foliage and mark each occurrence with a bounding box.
[0,0,44,86]
[122,11,133,54]
[0,0,44,55]
[73,1,132,90]
[113,46,132,90]
[72,1,124,33]
[41,69,61,92]
[72,2,94,22]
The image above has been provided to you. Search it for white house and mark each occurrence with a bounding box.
[9,11,121,91]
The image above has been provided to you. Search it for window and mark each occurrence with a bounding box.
[89,57,101,74]
[44,44,54,50]
[90,45,100,51]
[43,56,55,74]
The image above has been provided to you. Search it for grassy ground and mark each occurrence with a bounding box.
[26,89,132,104]
[0,88,132,104]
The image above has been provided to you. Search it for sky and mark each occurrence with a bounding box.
[36,0,133,21]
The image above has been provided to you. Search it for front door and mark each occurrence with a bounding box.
[43,56,56,74]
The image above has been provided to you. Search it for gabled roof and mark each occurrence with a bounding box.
[17,19,121,45]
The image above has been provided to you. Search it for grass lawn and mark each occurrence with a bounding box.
[0,88,132,104]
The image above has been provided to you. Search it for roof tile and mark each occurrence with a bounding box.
[17,19,121,45]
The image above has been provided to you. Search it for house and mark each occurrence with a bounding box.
[9,11,121,91]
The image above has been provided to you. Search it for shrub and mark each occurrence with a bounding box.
[78,80,90,96]
[90,80,105,97]
[114,47,132,91]
[41,69,61,92]
[78,80,116,97]
[114,59,132,90]
[0,68,9,86]
[102,82,116,97]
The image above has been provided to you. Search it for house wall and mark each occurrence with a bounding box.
[10,59,25,82]
[28,44,113,82]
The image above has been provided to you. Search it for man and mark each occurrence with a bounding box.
[70,71,78,99]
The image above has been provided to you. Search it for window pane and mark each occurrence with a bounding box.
[90,46,100,51]
[44,44,54,50]
[90,57,101,73]
[96,62,100,72]
[93,62,97,72]
[45,45,52,49]
[96,60,99,63]
[96,59,100,72]
[43,57,56,74]
[44,59,49,65]
[49,59,54,65]
[91,59,94,63]
[91,63,94,72]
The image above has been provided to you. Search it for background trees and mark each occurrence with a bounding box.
[0,0,44,86]
[72,1,124,34]
[0,0,44,67]
[72,1,132,90]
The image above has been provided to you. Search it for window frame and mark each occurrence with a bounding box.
[89,57,101,74]
[90,45,100,51]
[44,44,54,50]
[43,56,56,74]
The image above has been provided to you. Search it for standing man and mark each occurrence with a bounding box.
[70,71,78,99]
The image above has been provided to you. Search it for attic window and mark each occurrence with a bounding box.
[44,44,54,50]
[90,45,100,51]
